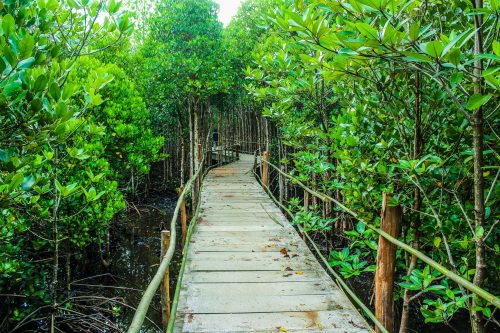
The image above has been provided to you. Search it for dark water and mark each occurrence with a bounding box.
[77,193,178,333]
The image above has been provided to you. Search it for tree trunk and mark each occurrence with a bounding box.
[399,72,423,333]
[471,2,486,332]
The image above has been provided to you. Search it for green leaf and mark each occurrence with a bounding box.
[402,52,431,63]
[482,307,492,317]
[450,72,464,89]
[445,289,455,300]
[66,0,82,9]
[2,14,15,36]
[476,53,500,61]
[21,175,35,191]
[433,237,441,248]
[422,41,444,58]
[19,35,35,58]
[466,93,492,110]
[34,74,48,92]
[3,81,22,97]
[356,23,378,39]
[493,41,500,56]
[9,173,24,191]
[448,48,462,66]
[49,82,61,100]
[18,57,35,69]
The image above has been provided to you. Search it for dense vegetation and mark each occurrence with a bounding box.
[0,0,498,332]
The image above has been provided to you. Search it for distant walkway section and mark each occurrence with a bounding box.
[173,154,370,332]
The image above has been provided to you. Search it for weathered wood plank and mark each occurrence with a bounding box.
[179,311,370,333]
[179,294,346,313]
[183,270,328,283]
[174,154,370,333]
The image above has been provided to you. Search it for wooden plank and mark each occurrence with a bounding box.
[174,154,370,333]
[184,282,335,297]
[183,270,328,283]
[183,311,369,333]
[180,311,370,333]
[179,294,346,313]
[195,225,284,232]
[187,255,316,272]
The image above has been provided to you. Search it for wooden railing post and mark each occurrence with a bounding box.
[262,151,270,188]
[253,151,258,173]
[375,193,402,333]
[160,230,171,330]
[179,186,187,245]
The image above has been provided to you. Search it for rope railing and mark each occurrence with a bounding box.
[252,167,381,333]
[127,142,238,333]
[257,156,500,309]
[165,155,233,332]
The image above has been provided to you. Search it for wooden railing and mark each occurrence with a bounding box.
[254,151,500,332]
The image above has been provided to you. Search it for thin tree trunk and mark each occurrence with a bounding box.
[400,72,423,333]
[51,149,60,333]
[471,2,486,332]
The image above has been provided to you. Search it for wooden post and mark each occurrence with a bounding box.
[375,193,402,333]
[304,191,309,212]
[262,151,270,188]
[179,186,187,245]
[197,143,202,165]
[235,144,240,159]
[253,151,258,173]
[160,230,171,330]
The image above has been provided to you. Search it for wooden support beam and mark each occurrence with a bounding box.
[375,193,402,333]
[262,151,270,188]
[161,230,171,330]
[179,185,187,245]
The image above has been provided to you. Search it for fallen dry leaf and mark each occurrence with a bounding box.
[276,327,289,332]
[280,248,290,258]
[295,271,303,275]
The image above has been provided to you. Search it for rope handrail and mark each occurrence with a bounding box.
[127,157,205,333]
[165,157,230,332]
[259,157,500,308]
[252,168,381,333]
[127,143,238,333]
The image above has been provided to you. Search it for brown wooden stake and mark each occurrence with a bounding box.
[197,143,202,165]
[160,230,171,330]
[262,151,270,188]
[302,190,310,240]
[235,144,240,159]
[179,185,187,245]
[375,193,402,333]
[253,151,258,173]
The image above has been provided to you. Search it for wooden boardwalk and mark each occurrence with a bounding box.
[174,154,370,332]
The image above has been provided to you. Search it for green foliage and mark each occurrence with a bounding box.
[329,247,376,279]
[238,0,499,329]
[71,57,165,187]
[0,0,162,329]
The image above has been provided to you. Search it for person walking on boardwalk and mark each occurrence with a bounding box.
[212,129,219,149]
